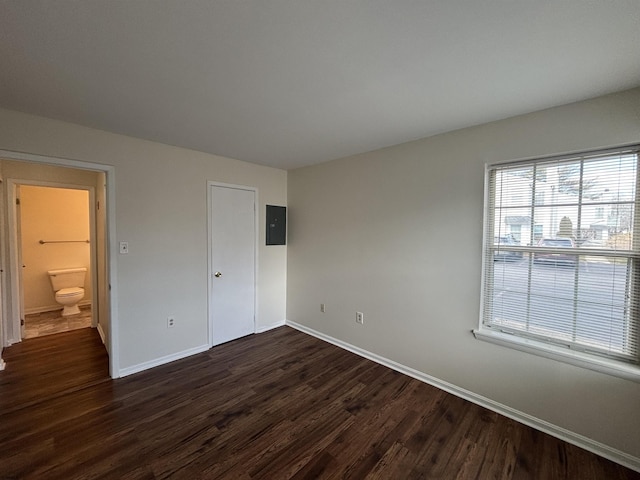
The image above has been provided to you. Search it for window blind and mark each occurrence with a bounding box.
[480,146,640,365]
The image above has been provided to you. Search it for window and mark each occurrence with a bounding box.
[477,146,640,378]
[533,224,543,241]
[509,224,521,243]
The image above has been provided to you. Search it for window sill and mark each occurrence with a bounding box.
[472,328,640,383]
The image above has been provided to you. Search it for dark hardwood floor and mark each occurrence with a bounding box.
[0,326,109,414]
[0,326,638,479]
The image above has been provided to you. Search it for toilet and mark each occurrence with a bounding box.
[47,267,87,316]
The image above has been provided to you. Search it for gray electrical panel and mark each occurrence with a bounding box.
[266,205,286,245]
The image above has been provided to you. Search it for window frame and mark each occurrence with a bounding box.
[474,144,640,383]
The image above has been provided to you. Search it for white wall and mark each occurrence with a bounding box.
[0,109,287,372]
[287,88,640,462]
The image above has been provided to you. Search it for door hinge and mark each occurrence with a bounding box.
[20,319,25,326]
[16,197,20,205]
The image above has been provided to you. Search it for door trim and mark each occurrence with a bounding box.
[7,180,97,340]
[0,149,119,378]
[207,181,258,348]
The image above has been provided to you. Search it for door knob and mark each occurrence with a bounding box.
[214,271,222,278]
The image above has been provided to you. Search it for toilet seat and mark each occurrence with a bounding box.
[56,287,84,297]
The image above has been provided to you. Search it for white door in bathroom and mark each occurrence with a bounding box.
[208,183,256,346]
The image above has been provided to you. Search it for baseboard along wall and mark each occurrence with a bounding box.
[285,320,640,473]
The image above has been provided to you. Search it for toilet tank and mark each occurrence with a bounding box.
[48,267,87,291]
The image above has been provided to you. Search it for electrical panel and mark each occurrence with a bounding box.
[266,205,286,245]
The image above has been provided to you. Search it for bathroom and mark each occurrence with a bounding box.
[19,185,92,338]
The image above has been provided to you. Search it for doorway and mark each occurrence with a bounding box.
[18,185,93,339]
[7,178,99,345]
[208,182,257,346]
[0,151,118,378]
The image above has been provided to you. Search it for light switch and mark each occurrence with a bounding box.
[119,242,129,254]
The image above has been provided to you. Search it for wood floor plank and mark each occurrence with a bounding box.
[0,327,109,413]
[1,326,639,479]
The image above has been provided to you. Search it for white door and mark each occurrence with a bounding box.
[209,184,256,346]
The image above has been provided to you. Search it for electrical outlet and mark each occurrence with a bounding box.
[119,241,129,254]
[320,303,325,313]
[356,312,364,324]
[167,316,175,328]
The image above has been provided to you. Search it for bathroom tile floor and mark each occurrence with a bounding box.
[23,305,92,339]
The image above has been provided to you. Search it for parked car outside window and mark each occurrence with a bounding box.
[533,237,577,266]
[493,235,523,261]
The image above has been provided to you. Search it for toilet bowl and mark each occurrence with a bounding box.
[55,287,85,316]
[48,268,87,316]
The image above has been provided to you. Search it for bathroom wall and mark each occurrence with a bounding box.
[20,185,91,313]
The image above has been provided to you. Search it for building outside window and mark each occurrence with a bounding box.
[508,224,521,243]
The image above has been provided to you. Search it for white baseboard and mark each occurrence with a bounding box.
[118,344,210,378]
[285,320,640,473]
[25,304,61,315]
[255,320,286,333]
[118,322,286,378]
[96,323,106,346]
[25,300,92,315]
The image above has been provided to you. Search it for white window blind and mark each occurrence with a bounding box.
[479,146,640,367]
